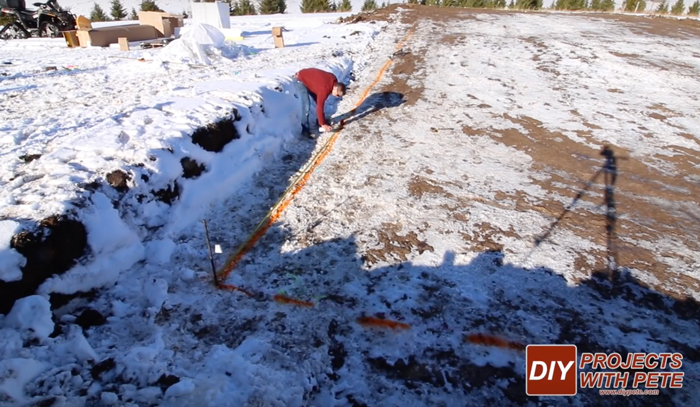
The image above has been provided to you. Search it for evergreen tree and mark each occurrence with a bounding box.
[590,0,601,9]
[260,0,286,13]
[110,0,126,19]
[299,0,313,11]
[670,0,685,13]
[227,0,238,14]
[301,0,331,12]
[319,0,332,10]
[689,0,700,14]
[338,0,352,10]
[656,0,669,12]
[515,0,542,8]
[554,0,569,9]
[90,3,110,21]
[129,7,138,19]
[494,0,506,7]
[330,0,338,10]
[236,0,257,14]
[362,0,378,9]
[569,0,586,9]
[623,0,645,11]
[600,0,614,9]
[140,0,162,11]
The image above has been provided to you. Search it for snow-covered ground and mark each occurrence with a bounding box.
[1,10,386,404]
[0,11,376,288]
[2,4,700,407]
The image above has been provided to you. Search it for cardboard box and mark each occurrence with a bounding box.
[118,37,129,51]
[138,11,184,38]
[63,30,79,48]
[76,15,92,30]
[272,26,284,48]
[76,25,159,48]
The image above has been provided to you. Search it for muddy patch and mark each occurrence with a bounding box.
[408,176,453,199]
[363,223,434,266]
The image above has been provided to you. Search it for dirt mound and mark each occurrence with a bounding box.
[181,157,206,179]
[337,4,408,24]
[191,116,240,153]
[106,169,131,192]
[0,216,88,314]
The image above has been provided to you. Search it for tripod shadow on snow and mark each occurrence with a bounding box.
[333,91,406,126]
[215,223,700,406]
[535,146,622,281]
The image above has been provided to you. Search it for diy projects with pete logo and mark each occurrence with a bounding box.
[526,345,684,397]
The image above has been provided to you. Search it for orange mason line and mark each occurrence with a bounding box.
[216,26,416,285]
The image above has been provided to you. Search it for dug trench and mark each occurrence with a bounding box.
[0,110,248,316]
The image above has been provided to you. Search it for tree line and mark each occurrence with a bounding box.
[89,0,700,22]
[90,0,174,22]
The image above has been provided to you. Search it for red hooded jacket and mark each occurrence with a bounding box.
[296,68,337,126]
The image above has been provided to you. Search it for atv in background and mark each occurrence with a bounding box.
[0,0,76,39]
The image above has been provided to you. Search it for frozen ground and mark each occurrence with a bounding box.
[2,4,700,407]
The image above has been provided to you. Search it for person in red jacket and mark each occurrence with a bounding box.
[293,68,346,138]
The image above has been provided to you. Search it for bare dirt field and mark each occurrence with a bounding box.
[233,6,700,405]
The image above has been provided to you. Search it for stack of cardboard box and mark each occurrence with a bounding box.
[64,12,184,49]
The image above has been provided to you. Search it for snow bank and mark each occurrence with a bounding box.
[0,358,48,403]
[170,338,306,406]
[54,325,99,362]
[0,220,25,282]
[39,193,146,296]
[164,379,195,397]
[159,23,251,66]
[4,295,54,340]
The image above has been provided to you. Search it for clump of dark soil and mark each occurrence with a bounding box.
[368,355,446,389]
[91,358,116,380]
[75,308,107,329]
[156,374,180,391]
[154,182,180,205]
[337,4,401,24]
[181,157,206,179]
[19,154,41,163]
[0,215,88,314]
[106,170,130,192]
[191,116,240,153]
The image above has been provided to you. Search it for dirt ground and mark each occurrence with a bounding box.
[343,5,700,300]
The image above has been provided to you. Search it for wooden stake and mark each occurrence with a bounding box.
[202,219,219,286]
